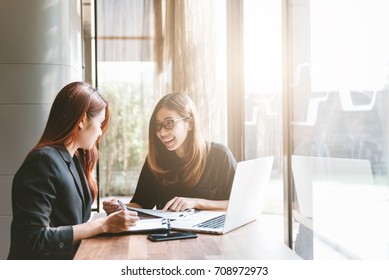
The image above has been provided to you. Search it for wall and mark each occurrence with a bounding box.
[0,0,82,259]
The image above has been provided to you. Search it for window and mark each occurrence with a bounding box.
[83,0,389,260]
[243,0,284,230]
[95,1,228,203]
[291,0,389,259]
[96,0,157,199]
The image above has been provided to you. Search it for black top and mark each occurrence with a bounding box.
[131,142,237,209]
[8,146,92,260]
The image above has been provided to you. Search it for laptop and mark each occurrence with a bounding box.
[169,156,274,234]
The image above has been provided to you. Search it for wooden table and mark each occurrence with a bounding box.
[74,214,300,260]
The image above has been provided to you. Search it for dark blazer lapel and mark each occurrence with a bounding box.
[56,148,87,206]
[55,147,93,221]
[68,160,85,201]
[73,156,92,212]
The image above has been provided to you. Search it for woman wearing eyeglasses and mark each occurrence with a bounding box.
[103,92,237,213]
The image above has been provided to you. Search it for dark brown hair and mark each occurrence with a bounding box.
[32,82,109,201]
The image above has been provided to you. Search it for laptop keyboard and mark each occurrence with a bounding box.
[194,214,226,229]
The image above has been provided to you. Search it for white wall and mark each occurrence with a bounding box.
[0,0,82,259]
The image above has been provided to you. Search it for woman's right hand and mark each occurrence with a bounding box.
[103,210,139,233]
[73,206,139,242]
[102,198,121,214]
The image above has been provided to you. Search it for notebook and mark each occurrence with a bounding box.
[169,156,274,234]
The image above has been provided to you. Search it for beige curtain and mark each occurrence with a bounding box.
[156,0,228,142]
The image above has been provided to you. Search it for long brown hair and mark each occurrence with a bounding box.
[31,82,109,201]
[147,92,209,187]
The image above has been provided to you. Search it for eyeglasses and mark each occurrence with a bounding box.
[154,116,189,132]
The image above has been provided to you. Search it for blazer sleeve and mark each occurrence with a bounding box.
[9,149,74,259]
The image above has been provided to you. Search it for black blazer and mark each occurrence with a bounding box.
[8,146,92,260]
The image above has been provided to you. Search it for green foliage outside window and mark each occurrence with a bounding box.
[98,81,152,197]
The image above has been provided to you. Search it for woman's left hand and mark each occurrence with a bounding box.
[162,196,197,212]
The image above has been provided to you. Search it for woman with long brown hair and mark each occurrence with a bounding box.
[104,92,237,213]
[8,82,138,260]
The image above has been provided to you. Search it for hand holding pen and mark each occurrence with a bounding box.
[102,200,139,232]
[118,200,130,211]
[118,200,139,223]
[102,198,124,214]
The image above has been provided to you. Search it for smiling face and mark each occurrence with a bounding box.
[155,107,191,158]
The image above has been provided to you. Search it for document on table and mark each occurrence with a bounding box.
[92,212,170,233]
[127,207,198,220]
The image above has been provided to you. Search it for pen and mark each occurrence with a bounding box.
[118,200,129,212]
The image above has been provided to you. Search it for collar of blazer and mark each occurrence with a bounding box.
[56,146,72,164]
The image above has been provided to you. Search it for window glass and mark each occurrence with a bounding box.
[97,0,157,199]
[244,0,283,223]
[291,0,389,259]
